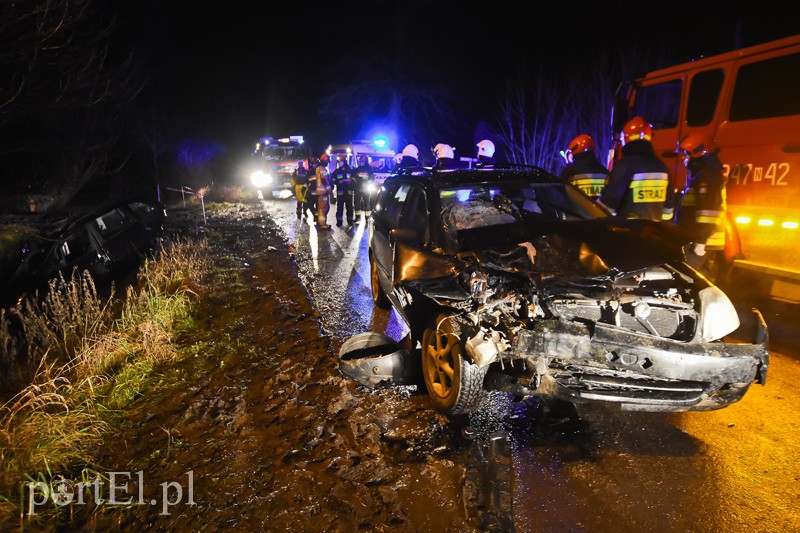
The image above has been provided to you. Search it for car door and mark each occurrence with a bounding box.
[370,181,406,296]
[389,185,431,322]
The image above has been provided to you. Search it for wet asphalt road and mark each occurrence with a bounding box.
[259,194,800,533]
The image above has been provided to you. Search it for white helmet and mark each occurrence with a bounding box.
[477,139,495,158]
[433,143,454,159]
[402,144,419,159]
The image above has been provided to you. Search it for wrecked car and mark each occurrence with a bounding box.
[0,199,166,307]
[366,166,768,416]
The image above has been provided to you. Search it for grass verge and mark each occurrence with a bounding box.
[0,237,209,526]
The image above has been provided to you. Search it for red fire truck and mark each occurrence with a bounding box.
[610,34,800,301]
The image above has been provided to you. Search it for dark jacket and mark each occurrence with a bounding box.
[398,156,418,168]
[435,157,457,170]
[560,151,610,200]
[331,163,357,194]
[599,140,674,220]
[675,152,727,249]
[477,155,495,169]
[354,163,374,188]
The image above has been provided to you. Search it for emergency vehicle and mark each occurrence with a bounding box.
[326,138,397,201]
[249,135,311,196]
[610,34,800,301]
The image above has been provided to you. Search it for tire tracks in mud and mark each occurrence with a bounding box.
[89,203,481,532]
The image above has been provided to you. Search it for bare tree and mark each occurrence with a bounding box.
[490,47,675,174]
[0,0,146,209]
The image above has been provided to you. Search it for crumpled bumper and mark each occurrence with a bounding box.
[513,309,769,412]
[338,332,420,388]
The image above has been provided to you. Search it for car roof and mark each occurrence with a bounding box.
[52,198,160,238]
[385,165,563,190]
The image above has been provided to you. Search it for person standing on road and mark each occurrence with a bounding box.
[560,134,610,201]
[476,139,496,169]
[314,153,332,230]
[353,154,375,222]
[598,116,674,220]
[331,154,357,226]
[433,143,457,170]
[398,144,419,168]
[305,156,319,219]
[675,133,727,275]
[290,160,311,220]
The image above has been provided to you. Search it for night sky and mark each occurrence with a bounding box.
[131,1,798,160]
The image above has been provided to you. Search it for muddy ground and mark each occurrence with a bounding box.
[41,202,536,532]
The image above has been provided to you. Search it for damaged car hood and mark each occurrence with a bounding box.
[458,217,694,277]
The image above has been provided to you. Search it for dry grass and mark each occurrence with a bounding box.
[0,236,209,522]
[19,271,117,366]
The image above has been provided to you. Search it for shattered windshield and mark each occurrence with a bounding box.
[440,182,607,235]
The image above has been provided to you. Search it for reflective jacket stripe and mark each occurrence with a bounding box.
[696,209,724,224]
[706,231,725,249]
[629,173,669,203]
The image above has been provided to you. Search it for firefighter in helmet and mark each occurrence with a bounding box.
[353,154,375,221]
[398,144,419,168]
[675,133,727,276]
[560,134,610,201]
[598,116,674,220]
[314,153,332,229]
[331,154,357,226]
[290,160,312,220]
[476,139,496,168]
[433,143,457,170]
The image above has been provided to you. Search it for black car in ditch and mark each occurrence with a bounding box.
[1,200,167,307]
[367,166,768,416]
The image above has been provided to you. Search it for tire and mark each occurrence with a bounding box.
[421,313,487,416]
[370,255,391,309]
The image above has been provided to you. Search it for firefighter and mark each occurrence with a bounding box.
[353,154,374,222]
[290,160,311,220]
[305,156,319,218]
[398,144,419,168]
[675,133,727,275]
[476,139,496,169]
[314,153,332,230]
[560,134,610,201]
[598,116,674,220]
[433,143,457,170]
[331,154,357,226]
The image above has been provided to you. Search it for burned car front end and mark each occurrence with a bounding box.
[369,171,768,416]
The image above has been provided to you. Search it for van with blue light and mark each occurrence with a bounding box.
[611,34,800,301]
[326,138,397,197]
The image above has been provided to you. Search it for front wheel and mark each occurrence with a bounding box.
[421,314,486,416]
[370,255,391,309]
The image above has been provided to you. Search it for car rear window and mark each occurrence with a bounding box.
[95,208,133,236]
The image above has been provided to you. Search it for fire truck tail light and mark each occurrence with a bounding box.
[782,221,799,229]
[758,219,774,227]
[735,216,751,224]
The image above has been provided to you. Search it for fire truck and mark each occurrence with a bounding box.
[249,135,311,197]
[611,34,800,301]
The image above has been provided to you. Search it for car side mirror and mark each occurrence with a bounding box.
[390,228,418,243]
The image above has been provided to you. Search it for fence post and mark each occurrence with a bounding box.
[200,193,207,226]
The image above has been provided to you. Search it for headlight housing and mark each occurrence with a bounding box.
[250,171,272,188]
[697,285,740,342]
